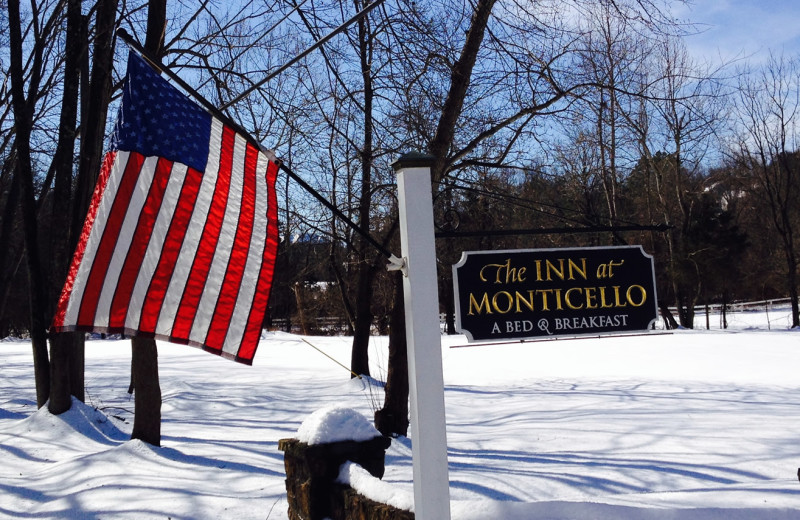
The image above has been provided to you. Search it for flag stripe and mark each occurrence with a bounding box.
[107,157,173,329]
[155,119,224,337]
[64,151,132,327]
[189,132,247,345]
[76,152,144,326]
[222,149,272,355]
[126,162,190,332]
[137,163,201,334]
[95,156,160,328]
[204,141,259,350]
[239,158,281,360]
[168,123,235,341]
[52,151,119,329]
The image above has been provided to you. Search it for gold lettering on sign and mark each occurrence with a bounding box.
[466,285,648,315]
[479,258,527,284]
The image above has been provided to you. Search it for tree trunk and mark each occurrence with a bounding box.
[349,3,375,378]
[330,249,356,334]
[130,337,161,446]
[72,0,118,249]
[424,0,496,346]
[374,273,409,437]
[48,0,84,413]
[350,267,373,377]
[785,249,800,328]
[128,0,166,447]
[69,337,85,402]
[721,288,729,329]
[7,0,50,408]
[293,283,310,335]
[0,156,22,319]
[659,302,679,330]
[50,0,81,299]
[428,0,496,183]
[441,241,457,335]
[48,333,73,414]
[442,274,456,334]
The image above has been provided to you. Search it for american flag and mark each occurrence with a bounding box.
[52,52,279,364]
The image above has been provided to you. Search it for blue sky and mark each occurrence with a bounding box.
[674,0,800,64]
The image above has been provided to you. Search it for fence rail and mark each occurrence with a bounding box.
[265,298,797,336]
[665,297,796,330]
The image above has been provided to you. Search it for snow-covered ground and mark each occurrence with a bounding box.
[1,306,799,519]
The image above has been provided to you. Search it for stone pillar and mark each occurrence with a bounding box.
[279,436,391,520]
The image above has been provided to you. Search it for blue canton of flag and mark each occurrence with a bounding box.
[114,54,212,173]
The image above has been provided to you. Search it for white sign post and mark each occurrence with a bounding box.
[391,152,452,520]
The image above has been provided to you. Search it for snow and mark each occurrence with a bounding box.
[338,462,415,512]
[296,404,380,444]
[1,309,800,519]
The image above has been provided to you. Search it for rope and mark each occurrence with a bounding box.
[301,337,362,379]
[301,337,389,417]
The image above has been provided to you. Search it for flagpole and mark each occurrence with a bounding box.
[116,28,397,263]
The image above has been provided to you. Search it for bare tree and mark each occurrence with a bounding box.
[570,3,655,239]
[6,0,53,407]
[274,0,406,377]
[733,53,800,327]
[47,0,84,415]
[124,0,166,448]
[4,0,126,410]
[617,34,726,327]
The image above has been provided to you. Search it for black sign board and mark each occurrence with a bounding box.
[453,246,658,341]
